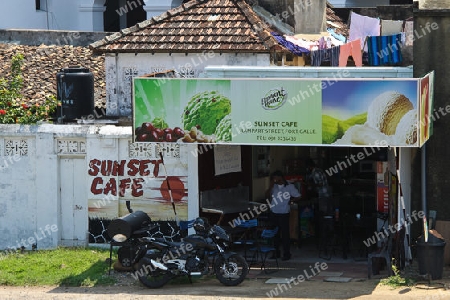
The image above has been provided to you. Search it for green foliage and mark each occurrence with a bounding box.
[336,122,345,141]
[151,116,169,129]
[380,264,415,288]
[0,53,57,124]
[322,113,367,144]
[0,247,116,286]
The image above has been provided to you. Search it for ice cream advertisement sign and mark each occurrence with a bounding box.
[419,71,435,146]
[133,77,431,147]
[133,78,322,146]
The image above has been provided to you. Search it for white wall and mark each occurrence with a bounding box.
[0,124,198,251]
[0,0,106,31]
[0,0,47,30]
[105,52,271,116]
[0,0,194,31]
[0,125,59,251]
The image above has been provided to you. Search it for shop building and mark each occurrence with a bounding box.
[1,0,447,275]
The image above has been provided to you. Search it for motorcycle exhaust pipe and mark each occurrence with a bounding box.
[150,259,168,270]
[189,272,202,276]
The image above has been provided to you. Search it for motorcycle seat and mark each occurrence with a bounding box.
[152,237,183,248]
[165,240,184,247]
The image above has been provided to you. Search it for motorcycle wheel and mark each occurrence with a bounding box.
[135,258,172,289]
[214,254,248,286]
[117,246,133,267]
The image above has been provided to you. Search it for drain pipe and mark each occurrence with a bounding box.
[421,144,427,220]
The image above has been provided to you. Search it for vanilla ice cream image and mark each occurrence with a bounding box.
[394,109,418,145]
[333,123,394,145]
[366,91,414,135]
[331,90,415,146]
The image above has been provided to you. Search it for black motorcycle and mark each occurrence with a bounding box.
[133,217,249,288]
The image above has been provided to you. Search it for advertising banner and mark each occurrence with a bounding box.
[419,71,435,146]
[376,161,389,214]
[133,76,432,147]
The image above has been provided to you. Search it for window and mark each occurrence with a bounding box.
[36,0,47,11]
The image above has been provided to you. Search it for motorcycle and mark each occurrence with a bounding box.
[133,217,249,288]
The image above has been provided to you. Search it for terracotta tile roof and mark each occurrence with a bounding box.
[326,4,349,37]
[0,44,106,110]
[90,0,280,53]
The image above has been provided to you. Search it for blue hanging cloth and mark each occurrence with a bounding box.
[367,34,402,66]
[389,34,402,64]
[271,32,310,56]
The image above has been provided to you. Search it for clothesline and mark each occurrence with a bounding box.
[348,11,413,51]
[271,10,413,67]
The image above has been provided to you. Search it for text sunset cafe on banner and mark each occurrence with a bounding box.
[132,72,434,148]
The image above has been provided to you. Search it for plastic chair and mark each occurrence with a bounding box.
[249,227,279,274]
[232,219,258,261]
[368,231,393,278]
[318,216,335,260]
[179,219,195,237]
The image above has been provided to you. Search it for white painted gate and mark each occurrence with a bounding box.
[59,157,88,246]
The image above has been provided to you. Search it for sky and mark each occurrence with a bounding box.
[321,79,418,120]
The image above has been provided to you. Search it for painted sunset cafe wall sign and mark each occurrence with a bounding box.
[132,72,434,148]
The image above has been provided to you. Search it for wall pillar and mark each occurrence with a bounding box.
[143,0,181,19]
[412,7,450,236]
[79,0,107,31]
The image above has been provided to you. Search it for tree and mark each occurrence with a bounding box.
[0,53,57,124]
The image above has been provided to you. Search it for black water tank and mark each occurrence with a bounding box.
[56,67,94,121]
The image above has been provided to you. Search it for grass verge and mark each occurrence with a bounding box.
[0,247,116,287]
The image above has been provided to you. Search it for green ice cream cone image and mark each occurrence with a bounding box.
[215,113,232,142]
[182,91,231,135]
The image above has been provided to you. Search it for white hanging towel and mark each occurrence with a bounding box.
[348,11,380,51]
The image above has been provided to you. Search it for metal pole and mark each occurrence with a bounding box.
[421,144,427,219]
[159,152,179,225]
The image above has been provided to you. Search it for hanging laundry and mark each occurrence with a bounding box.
[285,35,318,51]
[271,32,310,56]
[327,28,346,43]
[367,34,403,66]
[328,35,345,47]
[348,11,380,51]
[404,21,414,46]
[381,20,404,36]
[318,37,327,50]
[311,46,340,67]
[338,39,362,67]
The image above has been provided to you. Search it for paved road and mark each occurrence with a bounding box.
[0,276,449,300]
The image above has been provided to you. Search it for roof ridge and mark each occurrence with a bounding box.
[90,0,282,53]
[233,0,278,49]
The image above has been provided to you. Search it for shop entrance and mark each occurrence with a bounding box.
[197,144,399,265]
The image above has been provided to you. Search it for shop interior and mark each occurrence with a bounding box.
[198,144,398,263]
